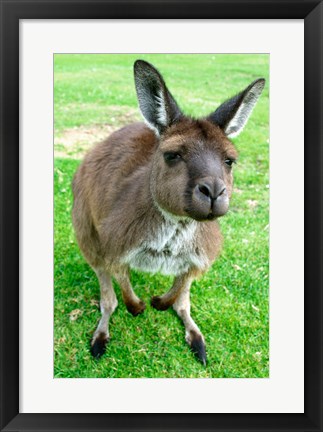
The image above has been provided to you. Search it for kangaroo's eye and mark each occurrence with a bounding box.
[225,158,235,167]
[164,152,182,164]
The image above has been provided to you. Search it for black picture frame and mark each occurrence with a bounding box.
[0,1,322,431]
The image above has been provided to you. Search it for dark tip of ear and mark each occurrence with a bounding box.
[134,59,146,68]
[189,332,207,366]
[252,78,266,91]
[90,332,109,359]
[134,59,155,72]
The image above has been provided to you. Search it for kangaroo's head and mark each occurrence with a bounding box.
[134,60,265,221]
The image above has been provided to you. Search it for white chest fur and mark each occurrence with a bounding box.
[122,219,207,276]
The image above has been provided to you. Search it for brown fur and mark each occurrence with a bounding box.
[72,121,230,269]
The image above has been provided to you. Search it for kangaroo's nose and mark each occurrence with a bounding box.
[197,181,226,201]
[191,179,228,220]
[198,183,212,199]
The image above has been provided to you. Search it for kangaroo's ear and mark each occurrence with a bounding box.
[208,78,265,138]
[134,60,183,135]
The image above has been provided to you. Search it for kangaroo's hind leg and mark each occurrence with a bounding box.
[173,283,207,366]
[151,270,207,365]
[90,268,118,359]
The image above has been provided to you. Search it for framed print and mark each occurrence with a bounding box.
[0,1,322,431]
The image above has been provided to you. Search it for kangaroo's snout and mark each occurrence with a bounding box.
[191,178,228,220]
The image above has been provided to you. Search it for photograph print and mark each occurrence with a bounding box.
[54,53,269,378]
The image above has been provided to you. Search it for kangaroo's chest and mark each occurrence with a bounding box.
[122,221,207,276]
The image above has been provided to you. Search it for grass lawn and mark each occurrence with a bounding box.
[54,54,269,378]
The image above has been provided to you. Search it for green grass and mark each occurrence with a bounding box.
[54,54,269,378]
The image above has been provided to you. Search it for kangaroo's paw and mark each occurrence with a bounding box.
[126,299,146,316]
[90,332,110,359]
[186,330,207,366]
[150,295,173,311]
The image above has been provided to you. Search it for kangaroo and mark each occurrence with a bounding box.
[72,60,265,366]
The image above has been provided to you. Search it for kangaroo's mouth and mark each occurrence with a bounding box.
[207,212,217,221]
[184,189,230,222]
[183,208,227,222]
